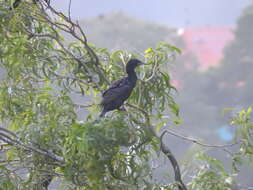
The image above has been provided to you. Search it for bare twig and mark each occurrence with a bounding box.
[143,58,159,82]
[163,129,239,148]
[68,0,72,21]
[73,103,96,108]
[36,0,110,85]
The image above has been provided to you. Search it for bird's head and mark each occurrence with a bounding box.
[126,58,145,74]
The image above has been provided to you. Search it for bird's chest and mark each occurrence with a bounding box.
[117,80,135,102]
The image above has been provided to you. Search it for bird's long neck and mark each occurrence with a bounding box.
[127,70,137,86]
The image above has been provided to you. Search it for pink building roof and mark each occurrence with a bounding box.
[181,26,234,71]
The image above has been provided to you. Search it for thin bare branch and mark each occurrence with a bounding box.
[68,0,72,21]
[73,103,96,108]
[143,58,159,82]
[163,129,239,148]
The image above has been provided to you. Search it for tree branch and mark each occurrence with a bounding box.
[160,131,187,190]
[68,0,72,21]
[163,129,239,148]
[36,0,110,85]
[125,105,187,189]
[0,127,64,163]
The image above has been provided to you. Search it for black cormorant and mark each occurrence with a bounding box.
[99,58,145,117]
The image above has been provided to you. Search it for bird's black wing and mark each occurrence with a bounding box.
[101,77,131,105]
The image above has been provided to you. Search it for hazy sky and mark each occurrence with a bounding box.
[52,0,253,27]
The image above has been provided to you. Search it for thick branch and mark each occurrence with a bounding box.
[149,127,187,190]
[126,105,187,189]
[160,131,187,190]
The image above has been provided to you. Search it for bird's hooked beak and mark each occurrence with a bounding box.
[138,61,146,66]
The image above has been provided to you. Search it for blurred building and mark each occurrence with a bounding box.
[179,26,234,71]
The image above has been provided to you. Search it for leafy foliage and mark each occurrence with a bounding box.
[189,152,235,190]
[185,107,253,190]
[1,1,252,190]
[0,1,181,189]
[63,116,153,189]
[231,107,253,170]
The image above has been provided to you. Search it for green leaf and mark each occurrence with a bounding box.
[145,48,153,54]
[169,102,180,117]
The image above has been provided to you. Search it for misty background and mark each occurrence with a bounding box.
[53,0,253,27]
[49,0,253,188]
